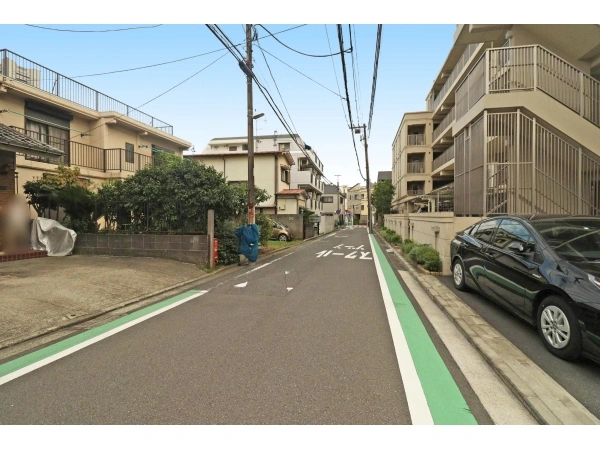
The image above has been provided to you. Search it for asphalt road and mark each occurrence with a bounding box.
[437,275,600,418]
[0,228,491,424]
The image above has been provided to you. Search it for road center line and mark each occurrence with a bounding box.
[0,290,208,386]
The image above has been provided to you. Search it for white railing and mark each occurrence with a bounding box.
[454,45,600,130]
[432,144,455,172]
[432,43,480,111]
[432,106,455,142]
[406,134,425,146]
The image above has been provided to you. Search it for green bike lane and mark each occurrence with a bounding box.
[0,228,488,424]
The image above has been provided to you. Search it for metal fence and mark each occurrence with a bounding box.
[433,106,455,142]
[0,49,174,134]
[432,144,455,172]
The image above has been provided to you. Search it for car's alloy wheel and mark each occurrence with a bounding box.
[540,305,570,349]
[536,295,582,361]
[278,234,288,242]
[452,259,466,291]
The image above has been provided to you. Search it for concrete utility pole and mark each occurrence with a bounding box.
[246,24,255,225]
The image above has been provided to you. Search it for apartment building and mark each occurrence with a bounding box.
[347,183,371,224]
[387,24,600,274]
[289,147,325,215]
[0,49,191,214]
[321,183,347,220]
[185,134,304,215]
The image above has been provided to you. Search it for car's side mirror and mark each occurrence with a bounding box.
[508,242,526,253]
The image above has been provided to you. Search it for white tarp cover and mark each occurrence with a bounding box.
[30,218,77,256]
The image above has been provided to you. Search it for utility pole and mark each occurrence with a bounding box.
[246,24,255,225]
[362,124,373,235]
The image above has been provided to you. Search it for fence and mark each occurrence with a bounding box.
[34,200,207,235]
[432,144,455,172]
[1,49,174,134]
[406,134,426,146]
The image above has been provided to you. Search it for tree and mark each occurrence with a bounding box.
[372,179,395,223]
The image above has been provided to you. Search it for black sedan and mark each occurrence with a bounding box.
[450,215,600,363]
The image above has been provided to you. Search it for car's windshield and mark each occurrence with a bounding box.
[531,219,600,263]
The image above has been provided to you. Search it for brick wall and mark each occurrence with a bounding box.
[74,234,209,265]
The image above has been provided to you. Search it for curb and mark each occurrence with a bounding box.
[0,232,334,352]
[375,230,600,425]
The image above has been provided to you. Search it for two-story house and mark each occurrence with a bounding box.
[321,183,346,223]
[0,49,192,216]
[289,147,325,215]
[347,183,371,225]
[185,134,305,215]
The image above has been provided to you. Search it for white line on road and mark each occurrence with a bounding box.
[359,252,372,260]
[332,253,344,256]
[368,235,434,425]
[356,244,365,250]
[0,291,208,387]
[344,251,357,259]
[234,282,248,288]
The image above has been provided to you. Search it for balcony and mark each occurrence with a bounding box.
[432,43,482,113]
[432,106,455,144]
[11,126,154,173]
[292,170,324,194]
[406,161,425,174]
[406,134,426,146]
[455,45,600,129]
[0,49,174,135]
[432,144,455,173]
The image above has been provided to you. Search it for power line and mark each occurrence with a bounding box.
[324,25,349,127]
[254,24,351,58]
[206,24,336,187]
[78,53,227,146]
[349,25,363,126]
[351,25,365,125]
[70,24,307,78]
[337,25,365,182]
[367,25,383,137]
[258,47,344,99]
[25,24,162,33]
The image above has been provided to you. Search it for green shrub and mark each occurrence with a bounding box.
[255,213,273,247]
[389,232,403,246]
[407,244,443,272]
[215,220,240,265]
[402,239,415,255]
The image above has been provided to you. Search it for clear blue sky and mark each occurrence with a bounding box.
[0,2,560,190]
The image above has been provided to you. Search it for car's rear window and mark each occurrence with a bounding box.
[531,219,600,263]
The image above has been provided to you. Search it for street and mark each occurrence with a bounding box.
[0,228,530,424]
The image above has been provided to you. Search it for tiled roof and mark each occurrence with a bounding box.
[0,123,64,156]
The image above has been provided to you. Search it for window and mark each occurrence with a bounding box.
[322,196,333,203]
[229,146,237,152]
[281,169,289,183]
[361,194,365,199]
[279,142,290,152]
[472,219,500,243]
[25,118,69,163]
[242,144,248,151]
[361,205,365,210]
[492,219,535,252]
[125,143,134,164]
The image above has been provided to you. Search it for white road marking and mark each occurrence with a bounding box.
[332,253,344,256]
[0,291,208,387]
[287,287,293,292]
[356,244,365,250]
[316,251,327,258]
[359,251,372,260]
[368,235,434,425]
[345,246,354,249]
[344,251,357,259]
[234,282,248,288]
[386,249,394,253]
[285,271,290,275]
[333,244,343,249]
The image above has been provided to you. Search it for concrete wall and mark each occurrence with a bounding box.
[269,213,303,240]
[319,215,335,234]
[74,234,209,265]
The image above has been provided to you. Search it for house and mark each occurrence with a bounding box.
[347,183,371,225]
[321,183,347,223]
[289,146,325,215]
[0,49,192,217]
[386,24,600,274]
[184,134,304,214]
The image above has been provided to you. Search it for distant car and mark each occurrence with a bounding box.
[450,215,600,363]
[271,221,293,241]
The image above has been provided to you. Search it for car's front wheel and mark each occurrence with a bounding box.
[452,258,467,291]
[537,295,582,361]
[278,234,288,242]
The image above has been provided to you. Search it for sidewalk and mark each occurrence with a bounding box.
[0,255,208,349]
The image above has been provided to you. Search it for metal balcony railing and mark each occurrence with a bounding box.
[406,134,425,146]
[432,43,480,111]
[454,45,600,128]
[406,161,425,173]
[12,126,155,172]
[432,106,455,142]
[0,49,174,135]
[432,144,455,172]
